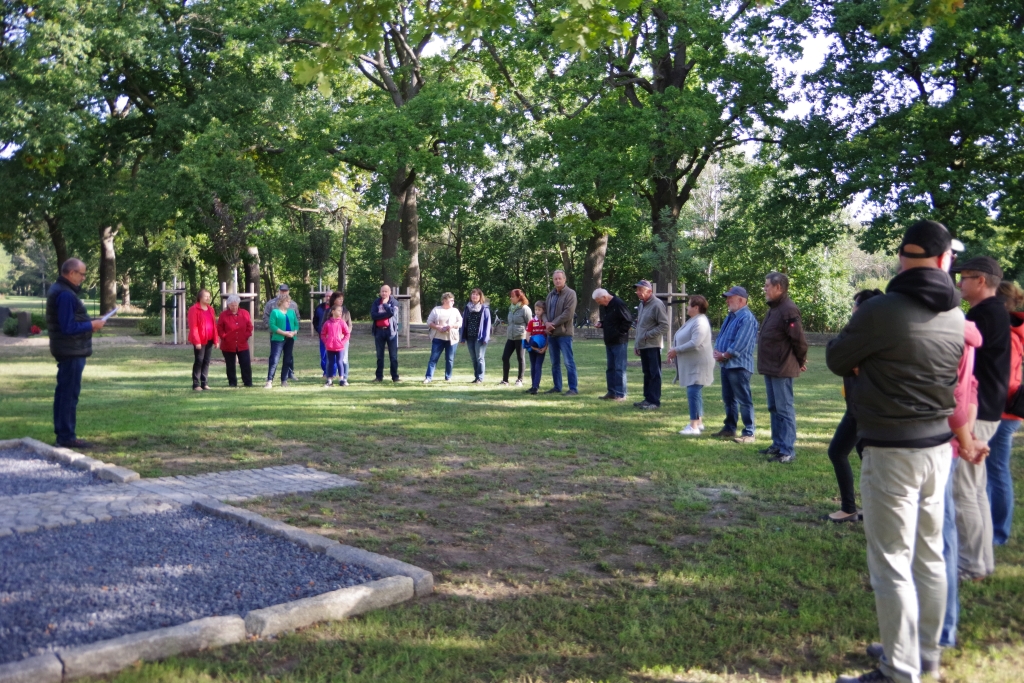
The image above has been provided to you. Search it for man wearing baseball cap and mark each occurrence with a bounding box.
[950,254,1009,583]
[711,286,758,441]
[262,283,299,327]
[827,219,966,683]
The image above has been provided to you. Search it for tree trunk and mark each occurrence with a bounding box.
[216,258,232,297]
[184,259,199,304]
[46,217,69,270]
[99,225,117,314]
[337,217,350,293]
[557,242,575,290]
[120,270,131,307]
[380,168,410,289]
[649,177,683,291]
[579,229,609,325]
[400,181,422,322]
[244,245,261,301]
[261,260,276,300]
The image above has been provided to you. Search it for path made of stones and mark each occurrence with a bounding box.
[0,460,358,536]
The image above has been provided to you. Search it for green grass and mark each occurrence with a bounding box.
[1,337,1022,682]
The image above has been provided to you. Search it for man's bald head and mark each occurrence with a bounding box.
[60,258,86,276]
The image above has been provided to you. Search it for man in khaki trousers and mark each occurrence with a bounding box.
[951,255,1010,580]
[827,221,967,683]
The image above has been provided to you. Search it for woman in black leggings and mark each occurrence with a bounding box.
[827,288,883,522]
[499,289,532,386]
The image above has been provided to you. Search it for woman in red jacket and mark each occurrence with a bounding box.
[217,294,254,387]
[187,289,219,391]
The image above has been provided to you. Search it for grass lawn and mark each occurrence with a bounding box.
[1,335,1022,682]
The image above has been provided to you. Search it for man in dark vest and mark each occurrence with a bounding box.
[47,258,106,448]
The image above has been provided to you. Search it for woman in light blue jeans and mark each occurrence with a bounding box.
[668,295,714,435]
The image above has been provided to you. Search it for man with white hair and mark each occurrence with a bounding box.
[594,288,633,401]
[633,280,669,410]
[544,270,578,395]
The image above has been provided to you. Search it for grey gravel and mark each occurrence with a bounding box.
[0,447,102,497]
[0,508,380,664]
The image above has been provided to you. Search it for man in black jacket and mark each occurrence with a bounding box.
[827,221,965,683]
[46,258,107,448]
[593,288,632,401]
[951,255,1008,580]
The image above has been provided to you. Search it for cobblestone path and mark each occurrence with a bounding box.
[0,464,358,536]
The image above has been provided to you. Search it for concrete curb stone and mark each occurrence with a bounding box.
[0,653,63,683]
[326,544,435,598]
[17,437,142,483]
[244,576,414,637]
[57,615,247,681]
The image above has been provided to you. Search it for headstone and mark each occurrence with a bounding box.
[0,306,10,327]
[16,310,31,337]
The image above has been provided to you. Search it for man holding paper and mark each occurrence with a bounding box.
[46,258,106,448]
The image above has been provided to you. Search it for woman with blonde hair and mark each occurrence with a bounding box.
[424,293,463,383]
[499,289,532,386]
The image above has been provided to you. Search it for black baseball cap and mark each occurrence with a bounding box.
[951,255,1003,279]
[899,220,964,258]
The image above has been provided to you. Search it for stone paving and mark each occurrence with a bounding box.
[0,459,358,537]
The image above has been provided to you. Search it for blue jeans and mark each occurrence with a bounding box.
[720,367,755,436]
[467,339,487,381]
[941,457,959,648]
[54,357,87,444]
[549,336,578,392]
[986,418,1021,545]
[426,339,457,380]
[319,339,328,376]
[325,350,343,378]
[687,384,704,421]
[605,343,628,398]
[764,375,796,455]
[267,338,295,382]
[375,333,399,380]
[529,349,545,390]
[342,345,349,380]
[639,348,662,405]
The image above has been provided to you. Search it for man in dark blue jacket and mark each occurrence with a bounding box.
[371,284,400,382]
[46,258,106,448]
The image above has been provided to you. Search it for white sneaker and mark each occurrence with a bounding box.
[263,381,273,389]
[324,380,333,387]
[678,425,702,435]
[423,378,432,384]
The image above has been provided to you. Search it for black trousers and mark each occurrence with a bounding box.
[639,347,662,406]
[223,349,252,387]
[192,342,213,388]
[828,411,861,513]
[501,339,525,382]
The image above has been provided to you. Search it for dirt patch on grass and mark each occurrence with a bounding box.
[238,442,751,600]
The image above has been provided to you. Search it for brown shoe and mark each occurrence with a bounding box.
[828,510,860,523]
[733,435,755,444]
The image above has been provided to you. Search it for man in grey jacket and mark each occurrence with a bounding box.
[544,270,578,395]
[633,280,669,409]
[827,220,965,683]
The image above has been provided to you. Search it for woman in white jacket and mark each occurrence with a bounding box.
[424,293,463,383]
[667,295,715,435]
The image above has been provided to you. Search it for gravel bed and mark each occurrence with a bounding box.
[0,507,381,664]
[0,446,102,496]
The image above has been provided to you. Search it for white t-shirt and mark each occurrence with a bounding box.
[426,306,463,343]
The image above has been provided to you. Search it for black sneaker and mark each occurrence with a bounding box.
[527,388,538,395]
[710,429,736,438]
[758,445,781,455]
[57,439,93,449]
[543,388,562,394]
[836,670,895,683]
[565,390,579,396]
[776,453,797,464]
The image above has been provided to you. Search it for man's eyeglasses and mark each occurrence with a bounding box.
[958,274,982,282]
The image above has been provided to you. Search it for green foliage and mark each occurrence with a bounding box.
[2,317,17,336]
[137,317,173,336]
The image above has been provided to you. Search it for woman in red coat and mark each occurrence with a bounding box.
[217,294,254,387]
[187,289,219,390]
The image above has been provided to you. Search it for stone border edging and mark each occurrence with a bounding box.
[193,499,435,598]
[0,442,433,682]
[14,437,140,483]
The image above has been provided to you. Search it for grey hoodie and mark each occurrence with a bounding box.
[826,267,964,446]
